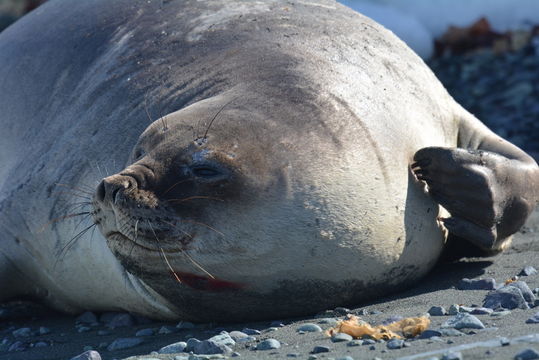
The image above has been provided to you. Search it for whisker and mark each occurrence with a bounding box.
[161,179,192,196]
[54,223,96,269]
[175,219,225,237]
[148,221,182,284]
[128,220,140,258]
[167,196,224,203]
[161,220,193,239]
[38,212,92,233]
[54,183,94,196]
[52,191,92,200]
[183,251,215,279]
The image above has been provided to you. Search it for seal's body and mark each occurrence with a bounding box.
[0,0,537,321]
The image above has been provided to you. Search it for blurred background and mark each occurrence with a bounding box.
[1,0,538,159]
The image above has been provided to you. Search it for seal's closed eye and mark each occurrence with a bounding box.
[191,165,224,179]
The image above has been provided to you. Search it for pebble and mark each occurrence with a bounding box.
[136,328,155,336]
[308,356,318,360]
[158,341,187,354]
[39,326,51,335]
[77,326,91,333]
[334,307,351,315]
[242,328,261,335]
[270,320,285,327]
[457,278,496,290]
[107,313,136,328]
[484,286,529,310]
[442,352,463,360]
[428,306,447,316]
[519,266,538,276]
[106,337,143,351]
[256,339,281,350]
[442,313,485,329]
[491,310,512,317]
[471,307,494,315]
[347,340,363,346]
[526,312,539,324]
[514,348,539,360]
[12,327,32,337]
[287,353,300,357]
[362,339,376,345]
[176,321,196,329]
[418,330,443,339]
[311,345,330,354]
[69,350,102,360]
[448,304,460,315]
[76,311,99,325]
[317,318,339,326]
[186,338,201,352]
[158,325,176,334]
[34,341,48,347]
[387,339,405,349]
[331,333,353,342]
[297,323,323,332]
[97,330,110,336]
[8,341,25,352]
[507,281,536,302]
[336,357,354,360]
[209,332,235,347]
[229,331,249,341]
[193,340,233,355]
[438,328,465,337]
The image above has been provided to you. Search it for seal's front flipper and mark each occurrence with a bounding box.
[412,117,539,256]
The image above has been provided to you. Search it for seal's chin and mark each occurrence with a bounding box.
[105,231,184,254]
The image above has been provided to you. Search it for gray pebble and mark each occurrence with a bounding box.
[69,350,102,360]
[242,328,261,335]
[107,313,135,328]
[158,325,176,334]
[519,266,538,276]
[317,318,339,326]
[256,339,281,350]
[311,345,330,354]
[270,320,285,327]
[231,352,241,357]
[236,336,256,343]
[514,348,539,360]
[387,339,405,349]
[12,327,32,337]
[229,331,249,341]
[77,326,91,333]
[193,340,232,355]
[438,328,465,337]
[336,357,354,360]
[97,330,110,336]
[418,330,443,339]
[448,304,460,315]
[362,339,376,345]
[507,281,536,302]
[331,333,353,342]
[159,341,188,354]
[106,337,143,351]
[457,278,496,290]
[76,311,98,325]
[428,306,447,316]
[442,312,485,329]
[347,340,363,346]
[526,312,539,324]
[471,307,494,315]
[484,286,529,310]
[287,353,300,357]
[39,326,51,335]
[186,338,201,352]
[8,341,25,352]
[491,310,512,317]
[135,328,155,336]
[534,288,539,295]
[176,321,196,329]
[308,356,318,360]
[458,306,474,313]
[441,351,463,360]
[34,341,48,347]
[297,323,323,332]
[209,333,235,347]
[334,307,351,315]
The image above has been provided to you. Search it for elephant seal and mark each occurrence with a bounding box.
[0,0,537,322]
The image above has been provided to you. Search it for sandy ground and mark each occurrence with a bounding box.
[0,208,537,360]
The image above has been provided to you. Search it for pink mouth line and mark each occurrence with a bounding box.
[173,271,245,292]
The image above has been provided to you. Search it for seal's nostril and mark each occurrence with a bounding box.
[96,180,106,202]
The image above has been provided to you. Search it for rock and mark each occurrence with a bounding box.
[442,313,485,329]
[77,326,91,333]
[448,304,460,315]
[332,333,353,342]
[8,341,25,352]
[491,310,512,317]
[484,286,529,310]
[256,339,281,350]
[107,313,136,328]
[158,325,176,334]
[418,330,443,339]
[12,327,32,337]
[106,338,143,351]
[428,306,447,316]
[442,351,463,360]
[185,338,201,352]
[526,312,539,324]
[97,330,110,336]
[242,328,261,335]
[270,321,285,327]
[347,340,363,346]
[76,311,99,325]
[209,332,235,347]
[515,348,539,360]
[336,357,354,360]
[519,266,538,276]
[438,328,465,337]
[457,278,496,290]
[70,350,102,360]
[159,341,188,354]
[193,340,232,355]
[334,307,351,315]
[507,281,536,302]
[471,307,493,315]
[297,323,323,332]
[311,345,330,354]
[176,321,196,329]
[229,331,249,341]
[386,339,405,349]
[135,328,155,336]
[287,353,300,357]
[34,341,48,347]
[39,326,51,335]
[317,318,339,326]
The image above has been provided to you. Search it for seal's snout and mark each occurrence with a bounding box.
[96,175,136,204]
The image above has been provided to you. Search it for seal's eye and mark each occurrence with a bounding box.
[192,166,222,178]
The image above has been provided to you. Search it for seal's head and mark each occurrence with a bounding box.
[92,92,408,322]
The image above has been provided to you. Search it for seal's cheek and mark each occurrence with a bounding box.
[175,271,245,292]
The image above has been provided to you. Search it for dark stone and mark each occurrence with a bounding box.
[312,345,330,354]
[457,278,496,290]
[483,286,529,310]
